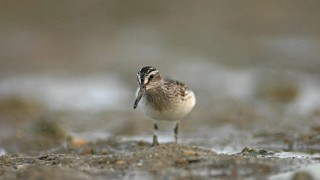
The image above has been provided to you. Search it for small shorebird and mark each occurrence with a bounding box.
[133,66,196,146]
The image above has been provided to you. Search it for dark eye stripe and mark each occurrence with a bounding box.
[138,66,159,85]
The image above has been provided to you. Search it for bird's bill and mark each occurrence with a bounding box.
[133,85,145,109]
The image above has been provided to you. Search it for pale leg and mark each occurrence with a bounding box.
[152,121,159,147]
[174,122,179,143]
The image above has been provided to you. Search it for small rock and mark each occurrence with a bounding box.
[183,150,198,156]
[292,171,314,180]
[115,160,125,165]
[16,164,28,170]
[66,136,87,148]
[174,158,188,166]
[239,147,274,156]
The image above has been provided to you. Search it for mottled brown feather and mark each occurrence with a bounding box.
[145,78,189,111]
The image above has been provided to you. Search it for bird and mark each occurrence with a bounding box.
[133,66,196,147]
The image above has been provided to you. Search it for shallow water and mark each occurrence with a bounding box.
[1,64,320,179]
[0,73,131,112]
[1,63,319,146]
[270,163,320,180]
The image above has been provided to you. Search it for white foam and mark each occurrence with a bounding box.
[0,148,6,156]
[270,163,320,180]
[68,130,111,141]
[289,76,320,115]
[0,74,131,112]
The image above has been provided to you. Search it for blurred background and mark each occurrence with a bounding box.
[1,0,320,155]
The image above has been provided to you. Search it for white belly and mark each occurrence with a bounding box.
[138,91,196,121]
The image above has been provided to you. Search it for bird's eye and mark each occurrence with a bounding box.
[149,75,154,79]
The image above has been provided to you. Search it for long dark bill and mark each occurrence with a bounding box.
[133,85,145,109]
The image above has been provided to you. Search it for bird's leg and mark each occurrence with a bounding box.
[174,122,179,144]
[152,121,159,147]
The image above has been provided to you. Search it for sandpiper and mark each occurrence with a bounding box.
[133,66,196,146]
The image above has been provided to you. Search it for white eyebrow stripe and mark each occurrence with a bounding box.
[148,71,157,76]
[144,71,158,84]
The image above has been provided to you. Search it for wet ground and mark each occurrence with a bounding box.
[1,136,320,179]
[1,66,320,179]
[0,142,315,179]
